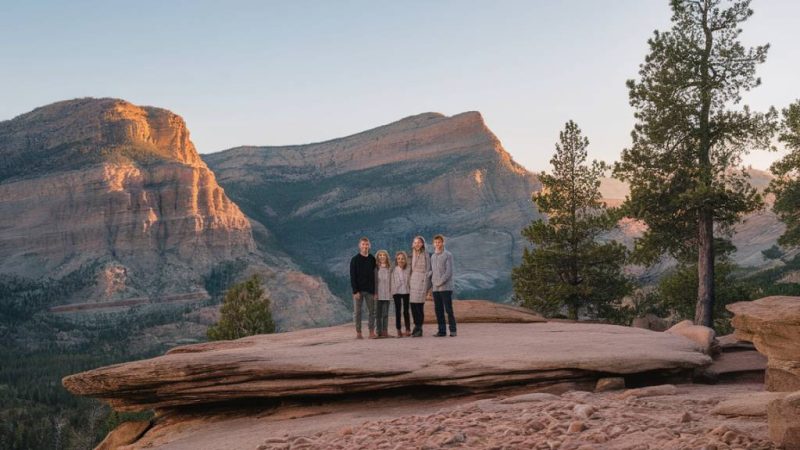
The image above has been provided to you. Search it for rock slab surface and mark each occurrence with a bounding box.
[63,322,710,412]
[421,299,545,324]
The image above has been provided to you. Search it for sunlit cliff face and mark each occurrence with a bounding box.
[474,169,484,186]
[0,97,255,292]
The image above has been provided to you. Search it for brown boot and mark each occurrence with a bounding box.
[404,329,412,337]
[356,332,363,339]
[396,329,403,338]
[369,330,378,339]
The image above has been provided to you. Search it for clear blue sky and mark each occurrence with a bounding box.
[2,1,798,171]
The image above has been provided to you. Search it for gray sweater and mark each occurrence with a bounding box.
[431,249,454,292]
[375,267,392,300]
[390,265,411,295]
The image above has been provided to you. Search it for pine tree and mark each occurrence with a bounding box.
[207,274,275,340]
[768,100,800,245]
[512,121,631,320]
[613,0,777,328]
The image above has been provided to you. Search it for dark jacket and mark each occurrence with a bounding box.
[350,253,377,294]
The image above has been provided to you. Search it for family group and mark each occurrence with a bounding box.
[349,235,457,338]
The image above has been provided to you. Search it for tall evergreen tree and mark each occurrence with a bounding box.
[512,121,631,320]
[208,274,275,340]
[768,100,800,245]
[613,0,776,328]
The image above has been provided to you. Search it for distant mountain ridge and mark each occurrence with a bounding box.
[205,111,541,299]
[0,98,787,320]
[599,167,788,271]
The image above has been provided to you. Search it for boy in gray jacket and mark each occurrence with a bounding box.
[431,234,457,337]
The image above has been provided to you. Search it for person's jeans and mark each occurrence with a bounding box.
[376,300,390,334]
[433,290,456,334]
[393,294,411,331]
[410,303,424,332]
[353,292,376,333]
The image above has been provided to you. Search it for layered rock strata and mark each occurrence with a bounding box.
[728,296,800,391]
[63,321,711,412]
[0,98,253,290]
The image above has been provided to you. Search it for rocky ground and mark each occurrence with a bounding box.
[73,298,800,449]
[124,383,774,450]
[259,385,775,450]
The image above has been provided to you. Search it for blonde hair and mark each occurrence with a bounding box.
[394,250,409,269]
[375,250,391,268]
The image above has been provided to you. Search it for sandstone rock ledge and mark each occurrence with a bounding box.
[728,296,800,391]
[63,322,710,412]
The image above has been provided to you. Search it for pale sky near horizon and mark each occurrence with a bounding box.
[2,1,798,172]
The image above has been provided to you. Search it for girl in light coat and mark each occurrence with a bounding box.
[409,236,432,337]
[374,250,393,338]
[391,251,412,337]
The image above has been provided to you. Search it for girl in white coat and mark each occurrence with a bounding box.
[391,251,412,337]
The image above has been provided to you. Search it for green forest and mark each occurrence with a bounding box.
[0,264,242,449]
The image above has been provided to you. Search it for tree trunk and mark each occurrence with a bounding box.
[567,303,578,321]
[695,1,715,329]
[696,209,715,327]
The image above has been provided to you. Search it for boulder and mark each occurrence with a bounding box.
[711,391,787,417]
[665,320,716,355]
[632,313,670,331]
[422,300,545,324]
[728,296,800,391]
[768,391,800,450]
[63,322,710,412]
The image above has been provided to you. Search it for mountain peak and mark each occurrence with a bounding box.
[375,110,488,137]
[0,97,201,181]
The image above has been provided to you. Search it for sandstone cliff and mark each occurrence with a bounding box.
[0,98,347,329]
[204,111,541,299]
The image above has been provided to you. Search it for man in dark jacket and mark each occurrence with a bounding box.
[350,237,377,339]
